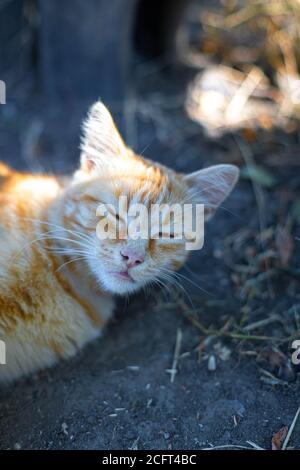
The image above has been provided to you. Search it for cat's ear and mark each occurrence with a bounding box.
[183,164,239,220]
[80,101,127,174]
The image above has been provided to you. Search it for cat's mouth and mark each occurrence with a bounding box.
[109,270,135,283]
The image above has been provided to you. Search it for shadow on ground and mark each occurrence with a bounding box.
[0,67,299,450]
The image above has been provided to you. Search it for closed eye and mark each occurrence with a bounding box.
[159,231,175,239]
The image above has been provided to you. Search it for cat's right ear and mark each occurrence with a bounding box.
[79,101,127,174]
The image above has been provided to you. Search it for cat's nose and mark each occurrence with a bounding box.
[120,247,144,268]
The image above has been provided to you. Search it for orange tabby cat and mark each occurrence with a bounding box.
[0,102,239,382]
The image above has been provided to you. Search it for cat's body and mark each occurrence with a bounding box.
[0,165,114,382]
[0,102,239,383]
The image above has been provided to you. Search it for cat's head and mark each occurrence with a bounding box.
[64,102,239,295]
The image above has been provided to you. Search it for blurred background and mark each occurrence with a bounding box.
[0,0,300,450]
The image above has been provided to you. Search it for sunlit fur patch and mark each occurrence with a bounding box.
[0,102,239,383]
[57,152,191,296]
[159,243,183,253]
[0,167,111,382]
[0,158,190,382]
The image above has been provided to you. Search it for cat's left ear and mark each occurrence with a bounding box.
[183,164,239,220]
[80,101,127,174]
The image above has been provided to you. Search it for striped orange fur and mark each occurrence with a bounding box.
[0,102,239,382]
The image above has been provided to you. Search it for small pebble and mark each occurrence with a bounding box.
[61,422,68,436]
[127,366,140,371]
[208,354,217,371]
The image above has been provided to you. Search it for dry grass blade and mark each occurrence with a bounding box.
[246,440,265,450]
[202,442,264,450]
[225,67,264,124]
[166,328,183,383]
[243,314,282,332]
[282,405,300,450]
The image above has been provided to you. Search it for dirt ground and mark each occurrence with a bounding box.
[0,66,299,450]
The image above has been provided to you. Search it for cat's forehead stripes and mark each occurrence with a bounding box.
[0,101,240,383]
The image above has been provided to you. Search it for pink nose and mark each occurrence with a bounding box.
[120,247,144,268]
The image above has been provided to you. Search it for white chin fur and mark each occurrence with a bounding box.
[94,268,142,295]
[103,276,141,295]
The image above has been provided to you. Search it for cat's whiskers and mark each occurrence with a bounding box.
[55,255,90,273]
[151,277,174,301]
[21,217,94,245]
[148,279,168,302]
[151,269,194,308]
[10,219,96,265]
[48,247,93,258]
[160,267,212,297]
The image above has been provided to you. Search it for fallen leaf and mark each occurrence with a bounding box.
[271,426,288,450]
[278,360,296,383]
[257,347,286,369]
